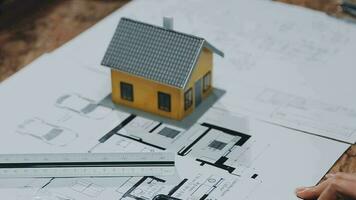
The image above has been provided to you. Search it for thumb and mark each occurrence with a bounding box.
[295,180,329,199]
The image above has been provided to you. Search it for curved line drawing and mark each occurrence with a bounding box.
[55,94,112,120]
[17,117,79,147]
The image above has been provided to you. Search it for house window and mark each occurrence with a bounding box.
[203,72,212,92]
[184,88,193,110]
[120,82,134,101]
[158,92,171,112]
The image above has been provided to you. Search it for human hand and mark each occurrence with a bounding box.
[295,172,356,200]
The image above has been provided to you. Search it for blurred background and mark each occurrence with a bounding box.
[0,0,129,82]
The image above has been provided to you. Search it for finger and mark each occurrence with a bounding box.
[325,172,356,182]
[321,176,356,199]
[296,180,330,199]
[317,184,338,200]
[334,178,356,199]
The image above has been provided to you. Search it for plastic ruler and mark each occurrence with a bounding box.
[0,152,175,178]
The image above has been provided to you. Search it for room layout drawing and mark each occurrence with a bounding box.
[37,171,258,200]
[217,86,356,143]
[114,115,186,150]
[177,123,253,175]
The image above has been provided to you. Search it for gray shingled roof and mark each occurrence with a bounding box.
[101,17,223,89]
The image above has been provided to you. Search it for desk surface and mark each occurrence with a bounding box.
[0,0,355,176]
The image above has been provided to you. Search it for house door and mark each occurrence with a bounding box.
[194,78,202,107]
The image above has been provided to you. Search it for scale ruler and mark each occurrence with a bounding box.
[0,152,175,178]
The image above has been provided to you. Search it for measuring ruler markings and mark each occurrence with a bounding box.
[0,152,175,178]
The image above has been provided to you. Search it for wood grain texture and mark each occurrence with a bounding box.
[0,0,354,182]
[277,0,340,13]
[0,0,129,82]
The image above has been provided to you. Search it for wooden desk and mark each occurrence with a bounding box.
[0,0,354,181]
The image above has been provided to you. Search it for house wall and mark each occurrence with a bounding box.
[110,47,213,121]
[111,69,184,120]
[182,48,213,118]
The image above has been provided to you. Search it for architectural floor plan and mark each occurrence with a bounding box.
[0,63,349,199]
[215,83,356,143]
[0,0,355,199]
[51,0,356,143]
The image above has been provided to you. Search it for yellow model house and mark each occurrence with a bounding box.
[101,17,224,120]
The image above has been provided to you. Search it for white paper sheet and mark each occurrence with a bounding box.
[0,98,349,199]
[0,55,129,153]
[50,0,356,143]
[0,0,353,199]
[0,53,349,199]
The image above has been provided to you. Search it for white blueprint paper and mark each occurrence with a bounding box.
[0,55,129,153]
[0,0,353,199]
[50,0,356,143]
[0,53,350,199]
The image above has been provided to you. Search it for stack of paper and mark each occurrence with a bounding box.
[0,0,354,199]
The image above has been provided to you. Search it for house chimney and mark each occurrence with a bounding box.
[163,17,174,30]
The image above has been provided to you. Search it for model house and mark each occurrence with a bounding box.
[101,17,224,120]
